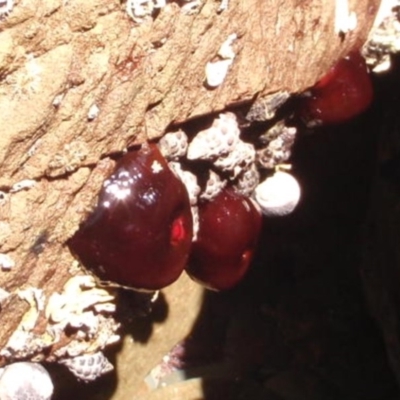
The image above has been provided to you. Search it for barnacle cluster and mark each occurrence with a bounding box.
[362,0,400,72]
[126,0,228,22]
[0,275,119,381]
[159,111,300,229]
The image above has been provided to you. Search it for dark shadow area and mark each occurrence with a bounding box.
[171,62,400,399]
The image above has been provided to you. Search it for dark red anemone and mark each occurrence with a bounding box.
[68,145,193,291]
[299,51,373,125]
[186,188,262,291]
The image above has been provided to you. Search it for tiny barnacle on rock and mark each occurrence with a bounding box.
[126,0,166,22]
[47,141,89,176]
[158,130,189,160]
[0,254,15,271]
[0,0,13,17]
[59,351,113,382]
[217,0,229,13]
[10,179,36,193]
[200,170,227,201]
[0,362,53,400]
[181,0,203,14]
[205,34,237,88]
[334,0,357,36]
[87,104,100,121]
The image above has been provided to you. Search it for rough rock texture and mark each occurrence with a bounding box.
[0,0,380,386]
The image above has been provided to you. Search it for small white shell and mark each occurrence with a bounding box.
[0,362,53,400]
[254,171,301,217]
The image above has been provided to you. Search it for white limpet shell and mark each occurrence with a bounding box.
[254,171,301,217]
[0,362,53,400]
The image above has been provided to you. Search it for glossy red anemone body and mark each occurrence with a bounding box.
[68,145,193,291]
[299,51,373,125]
[186,188,262,291]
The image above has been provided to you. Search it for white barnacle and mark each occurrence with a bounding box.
[10,54,42,96]
[126,0,165,22]
[335,0,357,35]
[205,33,237,88]
[0,253,15,271]
[205,59,232,88]
[187,112,240,160]
[0,0,14,17]
[213,140,256,177]
[158,130,188,160]
[200,170,227,201]
[87,104,100,121]
[181,0,203,14]
[0,362,53,400]
[52,93,65,107]
[45,275,116,339]
[218,0,229,13]
[254,170,301,217]
[10,179,36,193]
[59,351,113,382]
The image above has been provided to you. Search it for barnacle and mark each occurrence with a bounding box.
[187,113,240,160]
[0,0,13,16]
[0,253,15,271]
[159,130,189,160]
[45,275,116,338]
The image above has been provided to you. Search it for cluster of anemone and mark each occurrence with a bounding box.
[68,49,374,293]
